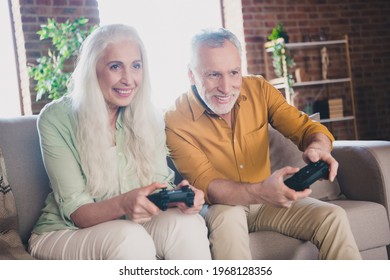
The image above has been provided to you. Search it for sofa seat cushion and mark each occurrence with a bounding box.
[330,200,390,251]
[249,230,318,259]
[249,200,390,260]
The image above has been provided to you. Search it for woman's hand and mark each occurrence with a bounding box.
[70,182,166,227]
[121,182,166,223]
[173,180,205,214]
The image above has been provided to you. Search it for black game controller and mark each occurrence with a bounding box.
[147,185,195,211]
[284,160,330,191]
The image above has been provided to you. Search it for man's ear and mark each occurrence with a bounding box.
[188,68,196,85]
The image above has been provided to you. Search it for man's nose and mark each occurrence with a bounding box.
[217,76,232,94]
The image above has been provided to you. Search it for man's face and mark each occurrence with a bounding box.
[189,40,242,116]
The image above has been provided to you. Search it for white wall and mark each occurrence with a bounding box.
[98,0,222,110]
[0,0,21,117]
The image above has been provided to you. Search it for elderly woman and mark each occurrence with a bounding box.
[28,24,210,260]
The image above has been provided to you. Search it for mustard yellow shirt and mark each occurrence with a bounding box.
[165,75,334,203]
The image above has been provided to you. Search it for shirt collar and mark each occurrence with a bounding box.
[116,107,124,130]
[187,85,248,121]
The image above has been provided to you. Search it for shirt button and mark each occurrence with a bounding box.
[239,164,244,169]
[118,152,123,157]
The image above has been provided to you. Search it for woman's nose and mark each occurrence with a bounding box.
[120,70,134,86]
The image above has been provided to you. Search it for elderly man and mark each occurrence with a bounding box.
[165,28,361,260]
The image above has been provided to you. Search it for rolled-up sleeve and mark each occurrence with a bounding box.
[166,125,228,201]
[38,103,93,225]
[165,97,229,203]
[262,78,335,150]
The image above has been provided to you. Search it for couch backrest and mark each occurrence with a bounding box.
[0,115,50,244]
[268,124,342,200]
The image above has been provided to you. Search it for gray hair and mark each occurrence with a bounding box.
[68,24,161,197]
[189,27,242,68]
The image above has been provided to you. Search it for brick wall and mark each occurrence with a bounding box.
[222,0,390,140]
[11,0,100,114]
[12,0,390,140]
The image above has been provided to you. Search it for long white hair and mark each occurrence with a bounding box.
[68,24,161,198]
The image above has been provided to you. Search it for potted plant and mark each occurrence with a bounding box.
[28,17,97,101]
[267,22,295,91]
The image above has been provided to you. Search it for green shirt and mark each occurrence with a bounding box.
[33,96,174,234]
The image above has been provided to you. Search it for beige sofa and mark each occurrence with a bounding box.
[0,115,389,259]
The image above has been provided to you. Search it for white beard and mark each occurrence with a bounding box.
[204,93,239,115]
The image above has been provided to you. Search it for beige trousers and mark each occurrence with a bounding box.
[28,208,211,260]
[205,197,361,260]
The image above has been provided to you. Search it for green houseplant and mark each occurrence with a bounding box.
[267,22,295,89]
[28,17,96,101]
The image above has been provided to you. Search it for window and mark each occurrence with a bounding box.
[0,0,21,117]
[98,0,222,110]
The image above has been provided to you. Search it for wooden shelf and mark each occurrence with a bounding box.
[271,78,350,89]
[319,116,355,123]
[265,38,347,52]
[263,35,359,139]
[285,39,347,49]
[293,78,351,87]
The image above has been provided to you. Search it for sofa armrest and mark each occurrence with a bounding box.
[332,140,390,219]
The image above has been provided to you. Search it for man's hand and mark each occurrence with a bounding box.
[302,133,339,182]
[252,166,312,208]
[207,167,312,208]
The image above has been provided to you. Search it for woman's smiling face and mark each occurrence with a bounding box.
[96,40,143,113]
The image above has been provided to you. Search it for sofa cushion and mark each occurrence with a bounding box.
[249,199,390,260]
[268,124,343,201]
[0,147,34,259]
[330,200,390,252]
[249,231,318,259]
[333,141,390,219]
[0,116,50,244]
